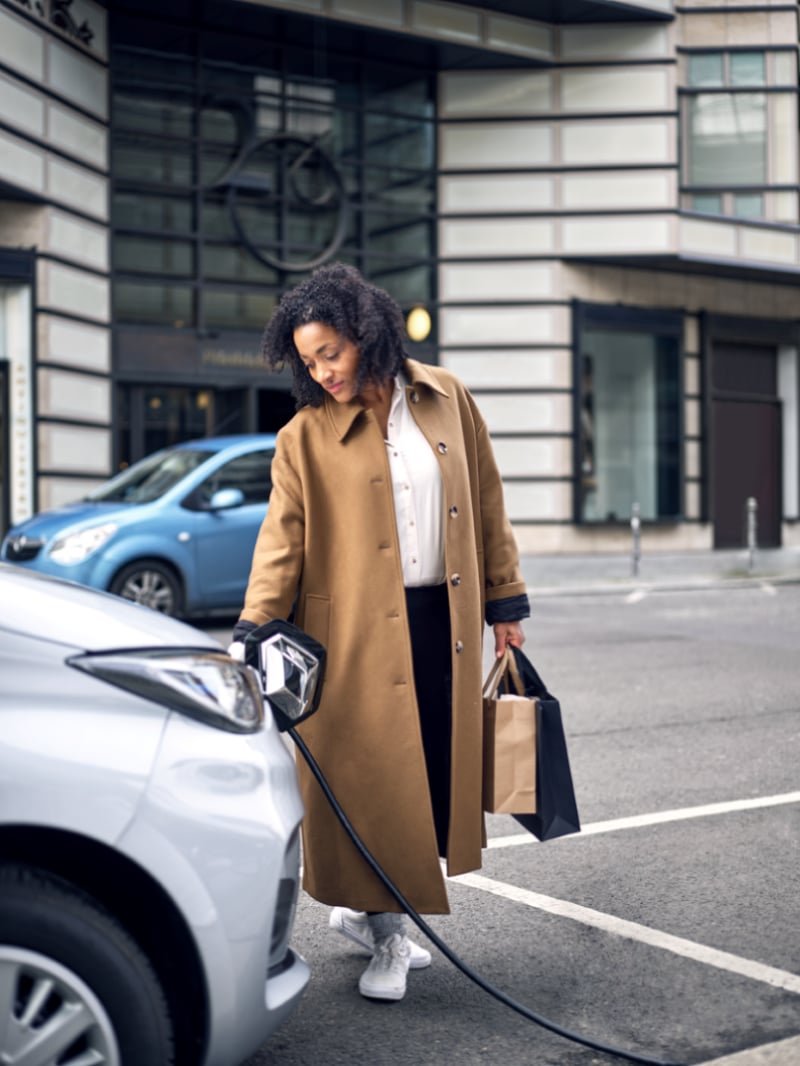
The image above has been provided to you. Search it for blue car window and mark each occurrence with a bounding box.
[191,450,274,509]
[86,449,214,504]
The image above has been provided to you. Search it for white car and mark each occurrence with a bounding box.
[0,562,314,1066]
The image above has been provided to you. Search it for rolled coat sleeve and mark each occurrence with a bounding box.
[240,430,306,627]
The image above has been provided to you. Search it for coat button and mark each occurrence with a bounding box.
[455,641,463,653]
[449,505,458,517]
[450,573,461,587]
[409,390,419,403]
[437,442,447,454]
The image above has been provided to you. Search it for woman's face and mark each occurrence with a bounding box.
[294,322,361,404]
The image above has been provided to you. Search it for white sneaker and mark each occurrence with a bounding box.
[329,907,431,969]
[358,934,411,1000]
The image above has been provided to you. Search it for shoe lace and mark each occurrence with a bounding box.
[372,934,410,975]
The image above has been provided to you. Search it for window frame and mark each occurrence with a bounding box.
[679,47,799,223]
[572,302,685,527]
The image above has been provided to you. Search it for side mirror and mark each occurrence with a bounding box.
[209,487,245,510]
[244,619,326,732]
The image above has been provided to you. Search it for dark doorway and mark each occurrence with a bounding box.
[258,388,295,433]
[0,359,8,536]
[116,383,295,471]
[711,342,781,548]
[117,385,248,471]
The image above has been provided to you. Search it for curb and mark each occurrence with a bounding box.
[525,574,800,598]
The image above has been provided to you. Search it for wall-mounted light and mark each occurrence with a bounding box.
[406,306,431,342]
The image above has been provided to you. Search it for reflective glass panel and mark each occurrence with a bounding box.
[733,192,764,218]
[578,329,680,523]
[730,52,766,87]
[688,54,724,88]
[114,281,193,326]
[692,193,723,214]
[114,236,193,276]
[688,94,766,184]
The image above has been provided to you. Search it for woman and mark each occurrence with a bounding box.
[230,263,529,1001]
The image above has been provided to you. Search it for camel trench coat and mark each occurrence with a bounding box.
[240,358,527,913]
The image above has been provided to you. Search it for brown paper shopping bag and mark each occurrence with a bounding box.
[482,648,537,814]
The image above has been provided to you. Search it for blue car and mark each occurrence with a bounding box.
[1,435,276,618]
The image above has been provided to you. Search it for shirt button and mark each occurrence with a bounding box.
[449,505,458,517]
[455,641,464,654]
[437,442,447,454]
[450,573,461,587]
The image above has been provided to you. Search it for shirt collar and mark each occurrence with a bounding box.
[324,357,449,442]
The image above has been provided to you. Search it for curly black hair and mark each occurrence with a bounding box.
[261,263,408,408]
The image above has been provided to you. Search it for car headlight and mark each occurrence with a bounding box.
[50,523,118,564]
[68,650,265,733]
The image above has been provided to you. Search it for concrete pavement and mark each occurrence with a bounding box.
[520,546,800,597]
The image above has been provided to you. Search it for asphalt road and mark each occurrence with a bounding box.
[209,582,800,1066]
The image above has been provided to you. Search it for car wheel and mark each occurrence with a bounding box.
[110,560,182,616]
[0,865,174,1066]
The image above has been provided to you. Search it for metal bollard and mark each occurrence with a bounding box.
[746,497,758,574]
[631,501,641,578]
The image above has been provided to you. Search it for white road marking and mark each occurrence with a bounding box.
[760,583,778,597]
[697,1035,800,1066]
[486,792,800,850]
[451,872,800,995]
[625,588,648,603]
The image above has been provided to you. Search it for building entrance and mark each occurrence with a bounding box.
[117,383,296,471]
[711,341,781,549]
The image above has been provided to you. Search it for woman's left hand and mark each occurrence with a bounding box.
[493,620,525,658]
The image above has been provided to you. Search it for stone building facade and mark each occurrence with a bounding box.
[1,0,798,554]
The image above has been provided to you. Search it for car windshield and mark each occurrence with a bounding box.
[86,448,214,504]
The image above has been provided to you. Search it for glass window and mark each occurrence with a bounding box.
[730,52,766,87]
[113,192,193,234]
[733,192,764,218]
[191,450,273,508]
[114,236,194,276]
[111,17,436,328]
[688,93,766,185]
[688,54,724,88]
[114,281,194,326]
[578,325,681,523]
[692,193,723,215]
[87,446,213,504]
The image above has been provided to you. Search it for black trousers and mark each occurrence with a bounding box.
[405,583,452,857]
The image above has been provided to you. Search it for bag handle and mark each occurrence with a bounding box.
[482,646,525,699]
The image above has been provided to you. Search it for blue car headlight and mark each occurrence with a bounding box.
[68,650,266,733]
[50,523,118,565]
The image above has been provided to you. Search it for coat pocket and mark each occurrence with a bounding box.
[301,593,331,649]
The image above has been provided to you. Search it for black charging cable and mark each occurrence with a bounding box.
[291,728,686,1066]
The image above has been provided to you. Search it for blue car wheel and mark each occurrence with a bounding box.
[110,560,182,617]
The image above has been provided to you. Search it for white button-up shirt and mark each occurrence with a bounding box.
[385,374,445,587]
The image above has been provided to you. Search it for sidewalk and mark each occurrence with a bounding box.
[519,546,800,596]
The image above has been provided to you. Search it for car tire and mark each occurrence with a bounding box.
[110,560,182,616]
[0,864,175,1066]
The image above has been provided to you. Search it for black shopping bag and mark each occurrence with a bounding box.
[499,646,581,841]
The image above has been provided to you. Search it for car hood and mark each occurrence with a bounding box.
[0,564,222,652]
[5,501,136,542]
